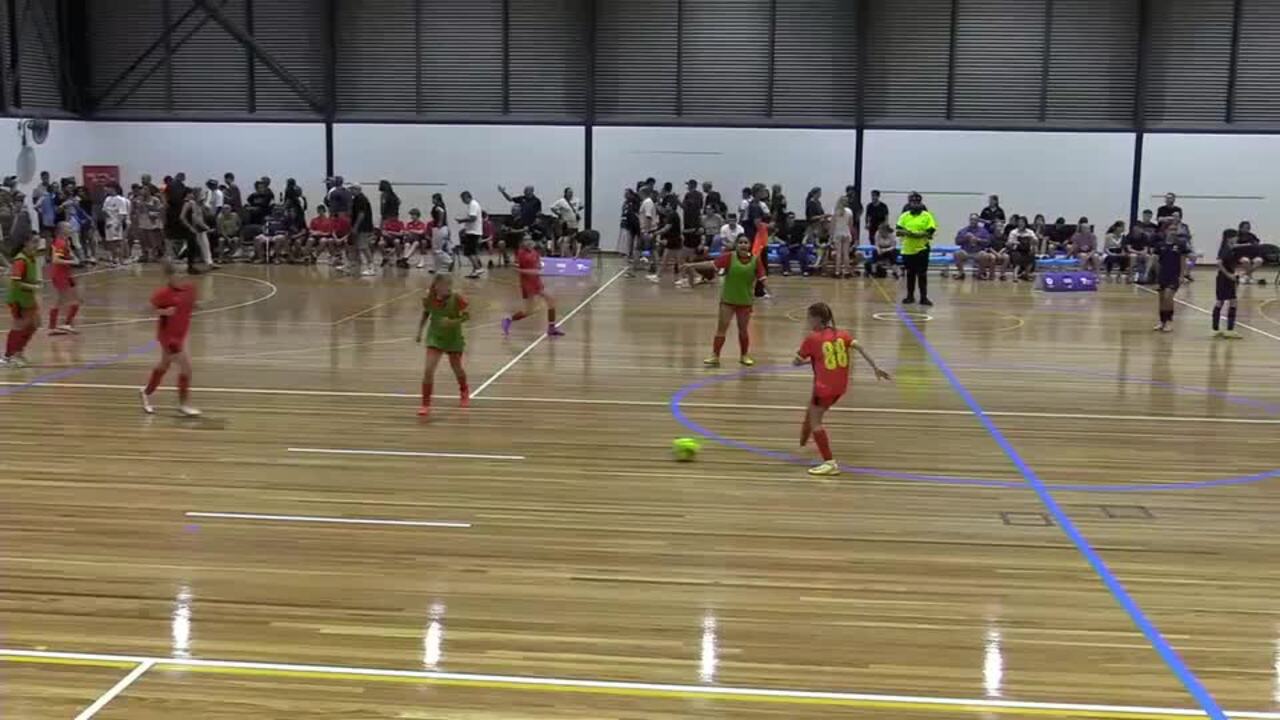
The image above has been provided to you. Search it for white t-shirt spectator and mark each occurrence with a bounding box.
[550,197,583,231]
[639,197,657,233]
[719,222,744,244]
[103,194,130,226]
[833,207,854,239]
[430,222,452,250]
[462,198,483,235]
[204,188,224,215]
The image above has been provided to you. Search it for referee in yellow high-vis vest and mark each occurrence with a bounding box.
[895,191,937,306]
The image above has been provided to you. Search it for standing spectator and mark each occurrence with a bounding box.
[283,178,307,227]
[979,194,1005,230]
[681,179,704,249]
[350,184,376,276]
[842,185,863,235]
[631,187,658,278]
[702,181,726,217]
[865,189,888,245]
[737,187,752,226]
[204,179,224,217]
[327,176,352,218]
[377,180,399,221]
[549,187,583,256]
[102,184,130,265]
[499,184,542,232]
[457,190,485,279]
[830,195,855,279]
[222,173,242,214]
[618,188,639,267]
[35,180,58,238]
[1156,192,1182,224]
[136,185,165,262]
[895,191,937,305]
[770,184,788,226]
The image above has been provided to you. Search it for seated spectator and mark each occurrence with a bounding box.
[952,213,991,279]
[1234,220,1265,285]
[717,213,744,256]
[379,214,405,267]
[254,206,290,264]
[778,212,813,277]
[308,205,335,264]
[1067,217,1100,271]
[1047,216,1073,255]
[217,204,242,261]
[983,219,1010,280]
[1030,214,1049,255]
[865,223,900,278]
[401,208,428,268]
[1006,216,1038,282]
[1101,221,1128,280]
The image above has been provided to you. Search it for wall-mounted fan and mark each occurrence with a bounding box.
[16,118,50,185]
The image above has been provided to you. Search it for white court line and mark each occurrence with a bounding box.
[3,648,1278,719]
[76,273,279,329]
[470,266,628,398]
[1138,285,1280,342]
[3,380,1278,425]
[330,287,422,326]
[72,659,154,720]
[287,447,525,460]
[186,511,471,528]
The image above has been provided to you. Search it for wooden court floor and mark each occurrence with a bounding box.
[3,258,1280,719]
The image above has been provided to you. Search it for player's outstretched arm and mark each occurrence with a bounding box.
[853,340,892,381]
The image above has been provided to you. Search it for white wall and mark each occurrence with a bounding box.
[334,123,584,223]
[1141,134,1275,246]
[592,126,857,251]
[0,119,98,197]
[86,122,327,201]
[863,130,1135,240]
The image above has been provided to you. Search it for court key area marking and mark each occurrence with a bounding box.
[5,648,1279,720]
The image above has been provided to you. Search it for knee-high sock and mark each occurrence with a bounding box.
[17,326,35,353]
[1212,305,1222,330]
[511,311,528,322]
[49,308,59,328]
[813,429,833,461]
[66,304,79,325]
[145,368,166,394]
[738,327,749,356]
[1227,305,1238,330]
[546,307,556,323]
[421,382,433,405]
[4,329,18,357]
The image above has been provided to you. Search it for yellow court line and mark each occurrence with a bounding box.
[1,650,1269,720]
[1259,298,1280,326]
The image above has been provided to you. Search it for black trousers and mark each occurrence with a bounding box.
[902,247,929,300]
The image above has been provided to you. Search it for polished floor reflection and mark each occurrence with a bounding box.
[2,260,1280,718]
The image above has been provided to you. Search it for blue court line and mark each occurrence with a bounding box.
[893,305,1227,719]
[0,341,156,397]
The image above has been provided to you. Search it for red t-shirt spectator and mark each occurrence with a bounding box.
[332,215,352,239]
[309,216,335,238]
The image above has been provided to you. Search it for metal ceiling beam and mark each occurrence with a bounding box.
[106,0,228,110]
[190,0,326,113]
[89,0,201,108]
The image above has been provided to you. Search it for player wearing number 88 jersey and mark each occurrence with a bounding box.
[794,302,892,477]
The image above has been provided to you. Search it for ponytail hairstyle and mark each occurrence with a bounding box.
[807,301,835,329]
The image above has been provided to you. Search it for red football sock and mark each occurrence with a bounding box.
[66,304,79,324]
[511,311,528,322]
[813,429,833,461]
[17,327,35,352]
[547,307,556,323]
[712,335,725,356]
[178,374,191,404]
[145,368,165,394]
[4,329,17,357]
[48,308,59,328]
[421,382,433,405]
[455,372,468,395]
[738,330,750,356]
[800,418,812,447]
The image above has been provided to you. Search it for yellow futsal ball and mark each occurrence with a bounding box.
[671,437,701,462]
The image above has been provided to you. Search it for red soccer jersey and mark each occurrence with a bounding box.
[516,246,543,296]
[152,283,197,344]
[331,215,352,239]
[405,219,428,238]
[798,327,856,399]
[50,237,73,282]
[309,216,334,237]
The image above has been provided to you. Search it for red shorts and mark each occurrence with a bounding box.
[520,282,544,300]
[159,337,187,354]
[811,392,844,409]
[52,274,75,292]
[721,302,752,319]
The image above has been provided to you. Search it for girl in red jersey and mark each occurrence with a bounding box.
[794,302,891,476]
[48,222,82,335]
[415,274,470,417]
[501,236,564,337]
[140,261,201,417]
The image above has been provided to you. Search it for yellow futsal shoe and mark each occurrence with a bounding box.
[739,355,756,367]
[807,461,841,477]
[703,355,721,367]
